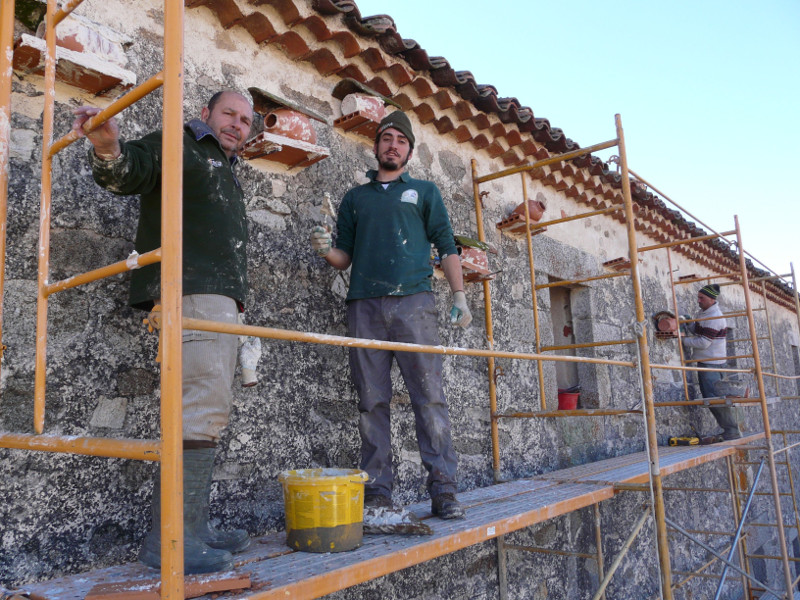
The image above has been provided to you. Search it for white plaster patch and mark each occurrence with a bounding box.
[10,128,37,161]
[271,179,287,197]
[248,209,286,231]
[11,92,44,120]
[89,397,128,429]
[265,197,291,215]
[15,34,137,92]
[38,12,133,68]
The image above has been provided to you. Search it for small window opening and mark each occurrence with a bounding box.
[549,286,579,390]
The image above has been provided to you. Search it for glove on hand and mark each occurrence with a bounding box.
[450,290,472,328]
[310,226,332,257]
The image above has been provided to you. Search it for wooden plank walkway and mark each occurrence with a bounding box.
[20,435,764,600]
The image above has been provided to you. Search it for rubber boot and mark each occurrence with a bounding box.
[196,449,250,553]
[710,406,741,440]
[139,449,233,574]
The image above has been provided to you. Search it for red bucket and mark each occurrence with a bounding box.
[557,391,579,410]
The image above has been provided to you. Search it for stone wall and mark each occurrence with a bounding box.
[2,2,799,598]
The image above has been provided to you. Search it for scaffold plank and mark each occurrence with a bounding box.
[537,434,763,487]
[20,437,763,600]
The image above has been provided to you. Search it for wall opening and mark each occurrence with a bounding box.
[549,286,579,390]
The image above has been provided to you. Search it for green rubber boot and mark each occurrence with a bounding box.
[196,449,250,553]
[138,449,233,574]
[710,406,741,440]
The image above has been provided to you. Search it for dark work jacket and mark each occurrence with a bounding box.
[89,120,248,310]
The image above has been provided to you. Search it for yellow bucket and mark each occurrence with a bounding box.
[278,468,368,553]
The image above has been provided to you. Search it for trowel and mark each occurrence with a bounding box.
[321,192,336,232]
[363,506,433,536]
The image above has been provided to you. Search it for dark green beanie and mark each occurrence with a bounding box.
[375,111,415,148]
[699,284,720,299]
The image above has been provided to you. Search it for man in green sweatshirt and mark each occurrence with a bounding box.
[72,91,253,573]
[311,111,471,520]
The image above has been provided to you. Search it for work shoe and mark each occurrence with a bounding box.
[722,430,742,441]
[431,493,465,520]
[364,493,394,509]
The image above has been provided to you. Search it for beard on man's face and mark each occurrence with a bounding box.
[376,153,409,172]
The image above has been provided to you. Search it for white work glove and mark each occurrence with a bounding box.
[239,337,262,387]
[310,226,332,257]
[450,290,472,328]
[237,313,262,387]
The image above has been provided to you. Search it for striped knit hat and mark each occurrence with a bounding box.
[699,284,721,299]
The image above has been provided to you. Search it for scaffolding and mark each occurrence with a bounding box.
[2,1,800,600]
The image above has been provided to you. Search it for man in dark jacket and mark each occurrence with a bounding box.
[72,91,253,573]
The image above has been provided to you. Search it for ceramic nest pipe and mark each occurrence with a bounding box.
[341,93,386,123]
[263,109,317,143]
[653,310,678,332]
[511,199,546,222]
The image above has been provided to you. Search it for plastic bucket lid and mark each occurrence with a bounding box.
[278,468,368,486]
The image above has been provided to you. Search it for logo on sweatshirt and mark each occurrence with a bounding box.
[208,158,223,168]
[400,189,418,205]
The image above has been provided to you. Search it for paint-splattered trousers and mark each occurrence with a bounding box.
[698,362,740,440]
[347,292,458,499]
[182,294,239,442]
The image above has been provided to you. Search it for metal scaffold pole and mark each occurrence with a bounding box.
[615,113,673,600]
[0,0,13,379]
[734,216,794,598]
[160,1,185,598]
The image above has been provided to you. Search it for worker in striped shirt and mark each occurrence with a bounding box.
[682,284,741,440]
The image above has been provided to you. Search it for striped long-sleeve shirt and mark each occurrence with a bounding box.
[682,303,728,365]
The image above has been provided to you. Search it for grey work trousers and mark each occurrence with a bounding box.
[697,363,740,439]
[182,294,239,442]
[347,292,458,499]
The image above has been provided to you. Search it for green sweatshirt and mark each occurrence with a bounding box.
[335,170,458,301]
[89,120,248,310]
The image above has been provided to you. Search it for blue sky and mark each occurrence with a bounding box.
[353,0,800,283]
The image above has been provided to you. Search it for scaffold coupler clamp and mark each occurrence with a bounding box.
[630,318,646,339]
[126,250,142,270]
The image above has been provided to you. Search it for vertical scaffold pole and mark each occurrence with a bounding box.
[160,1,185,598]
[0,0,14,376]
[471,159,500,480]
[615,114,673,599]
[760,281,779,397]
[666,248,690,401]
[734,215,794,598]
[471,160,507,600]
[33,0,60,433]
[791,264,800,390]
[520,173,547,410]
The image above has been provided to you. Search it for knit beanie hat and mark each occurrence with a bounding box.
[699,284,721,299]
[375,111,415,148]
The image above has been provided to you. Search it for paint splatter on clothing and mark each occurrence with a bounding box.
[335,170,457,301]
[89,119,248,309]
